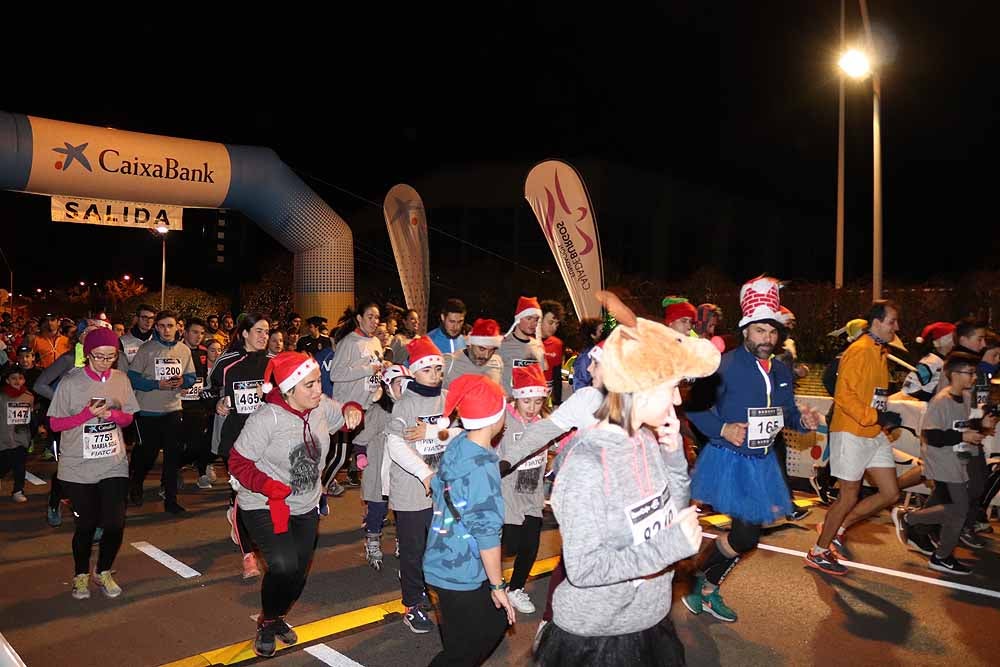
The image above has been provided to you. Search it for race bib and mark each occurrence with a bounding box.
[181,377,205,401]
[83,422,122,459]
[154,357,183,381]
[512,359,538,368]
[514,450,548,494]
[627,486,673,546]
[233,380,264,415]
[124,345,140,362]
[6,402,30,425]
[871,388,889,412]
[414,414,446,468]
[747,407,784,449]
[520,451,547,470]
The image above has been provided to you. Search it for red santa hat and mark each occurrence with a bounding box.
[444,374,507,430]
[738,275,784,329]
[662,296,697,325]
[467,318,504,348]
[406,336,444,373]
[916,322,956,345]
[512,365,549,399]
[505,296,542,336]
[261,351,319,394]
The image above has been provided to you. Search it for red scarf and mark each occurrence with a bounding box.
[266,391,319,459]
[2,385,27,398]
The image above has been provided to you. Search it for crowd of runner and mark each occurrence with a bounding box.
[1,277,998,665]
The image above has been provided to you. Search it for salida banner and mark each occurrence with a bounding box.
[524,160,604,320]
[51,196,183,231]
[383,184,429,329]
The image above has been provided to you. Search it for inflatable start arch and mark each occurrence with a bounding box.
[0,112,354,319]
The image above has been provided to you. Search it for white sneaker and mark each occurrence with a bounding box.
[12,491,27,503]
[197,475,212,489]
[508,588,536,614]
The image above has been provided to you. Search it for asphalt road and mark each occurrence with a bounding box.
[2,459,999,667]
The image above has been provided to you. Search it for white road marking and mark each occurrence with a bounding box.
[704,532,1000,600]
[0,632,26,667]
[305,644,365,666]
[130,541,201,578]
[24,471,45,486]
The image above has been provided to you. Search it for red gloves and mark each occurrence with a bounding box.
[262,480,292,534]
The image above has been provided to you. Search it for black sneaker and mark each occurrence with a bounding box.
[254,620,277,658]
[128,487,144,507]
[164,501,187,515]
[403,605,434,633]
[928,553,972,576]
[344,472,361,488]
[905,528,936,556]
[272,618,298,646]
[786,507,811,522]
[890,507,909,547]
[958,529,985,550]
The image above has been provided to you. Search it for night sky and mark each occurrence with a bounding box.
[2,3,998,300]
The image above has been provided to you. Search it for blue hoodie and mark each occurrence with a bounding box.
[423,432,503,592]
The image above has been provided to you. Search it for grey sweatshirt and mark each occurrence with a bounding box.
[0,391,34,451]
[550,425,697,637]
[496,405,565,525]
[329,330,384,410]
[442,350,502,389]
[386,388,446,511]
[355,402,391,502]
[498,333,547,394]
[128,336,195,414]
[232,395,345,515]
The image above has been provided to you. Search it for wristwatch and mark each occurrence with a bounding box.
[489,579,508,591]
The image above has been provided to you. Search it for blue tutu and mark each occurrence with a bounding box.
[690,444,792,525]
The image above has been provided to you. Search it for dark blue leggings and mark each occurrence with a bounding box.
[364,500,388,535]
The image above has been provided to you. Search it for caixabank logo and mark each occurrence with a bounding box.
[51,140,216,183]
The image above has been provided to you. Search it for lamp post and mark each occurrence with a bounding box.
[155,225,169,310]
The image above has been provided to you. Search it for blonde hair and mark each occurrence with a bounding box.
[594,391,639,436]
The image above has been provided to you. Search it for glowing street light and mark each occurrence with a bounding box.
[123,274,131,281]
[838,49,870,79]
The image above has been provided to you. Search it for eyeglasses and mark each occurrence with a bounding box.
[90,353,117,362]
[954,370,977,376]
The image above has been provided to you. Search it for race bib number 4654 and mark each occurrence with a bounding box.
[233,381,264,415]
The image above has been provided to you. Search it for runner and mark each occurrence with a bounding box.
[0,364,35,503]
[117,304,156,370]
[901,322,956,400]
[227,351,362,657]
[536,291,718,665]
[662,296,697,336]
[424,374,515,665]
[685,276,823,620]
[807,300,904,573]
[499,296,547,395]
[48,327,139,599]
[442,318,504,389]
[426,299,467,356]
[127,310,196,514]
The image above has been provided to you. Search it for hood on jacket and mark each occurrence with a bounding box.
[436,433,498,485]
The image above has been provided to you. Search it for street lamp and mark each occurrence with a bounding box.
[155,225,169,309]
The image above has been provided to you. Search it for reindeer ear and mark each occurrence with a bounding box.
[596,290,637,328]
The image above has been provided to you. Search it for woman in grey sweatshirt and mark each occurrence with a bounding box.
[535,292,720,666]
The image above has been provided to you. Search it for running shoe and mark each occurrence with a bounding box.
[243,552,261,579]
[318,494,330,517]
[164,501,186,515]
[890,507,909,547]
[805,548,848,576]
[702,587,738,622]
[128,486,144,507]
[929,553,972,575]
[973,521,993,534]
[272,617,298,645]
[253,620,277,658]
[72,573,91,599]
[786,507,811,522]
[226,506,238,545]
[12,491,27,503]
[958,529,985,549]
[403,605,434,634]
[47,504,62,527]
[905,529,936,556]
[158,485,166,500]
[196,475,212,490]
[344,472,361,488]
[681,574,706,616]
[508,588,536,614]
[365,535,383,571]
[815,522,850,560]
[327,480,346,497]
[95,570,122,598]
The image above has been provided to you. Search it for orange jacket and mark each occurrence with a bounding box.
[829,334,889,438]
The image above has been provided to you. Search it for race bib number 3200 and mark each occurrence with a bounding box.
[154,357,183,381]
[747,407,784,449]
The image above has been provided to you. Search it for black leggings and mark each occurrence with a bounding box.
[179,405,214,475]
[240,508,319,620]
[131,413,182,504]
[429,582,509,666]
[61,477,129,575]
[501,516,542,591]
[703,518,761,586]
[321,431,350,488]
[0,446,27,494]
